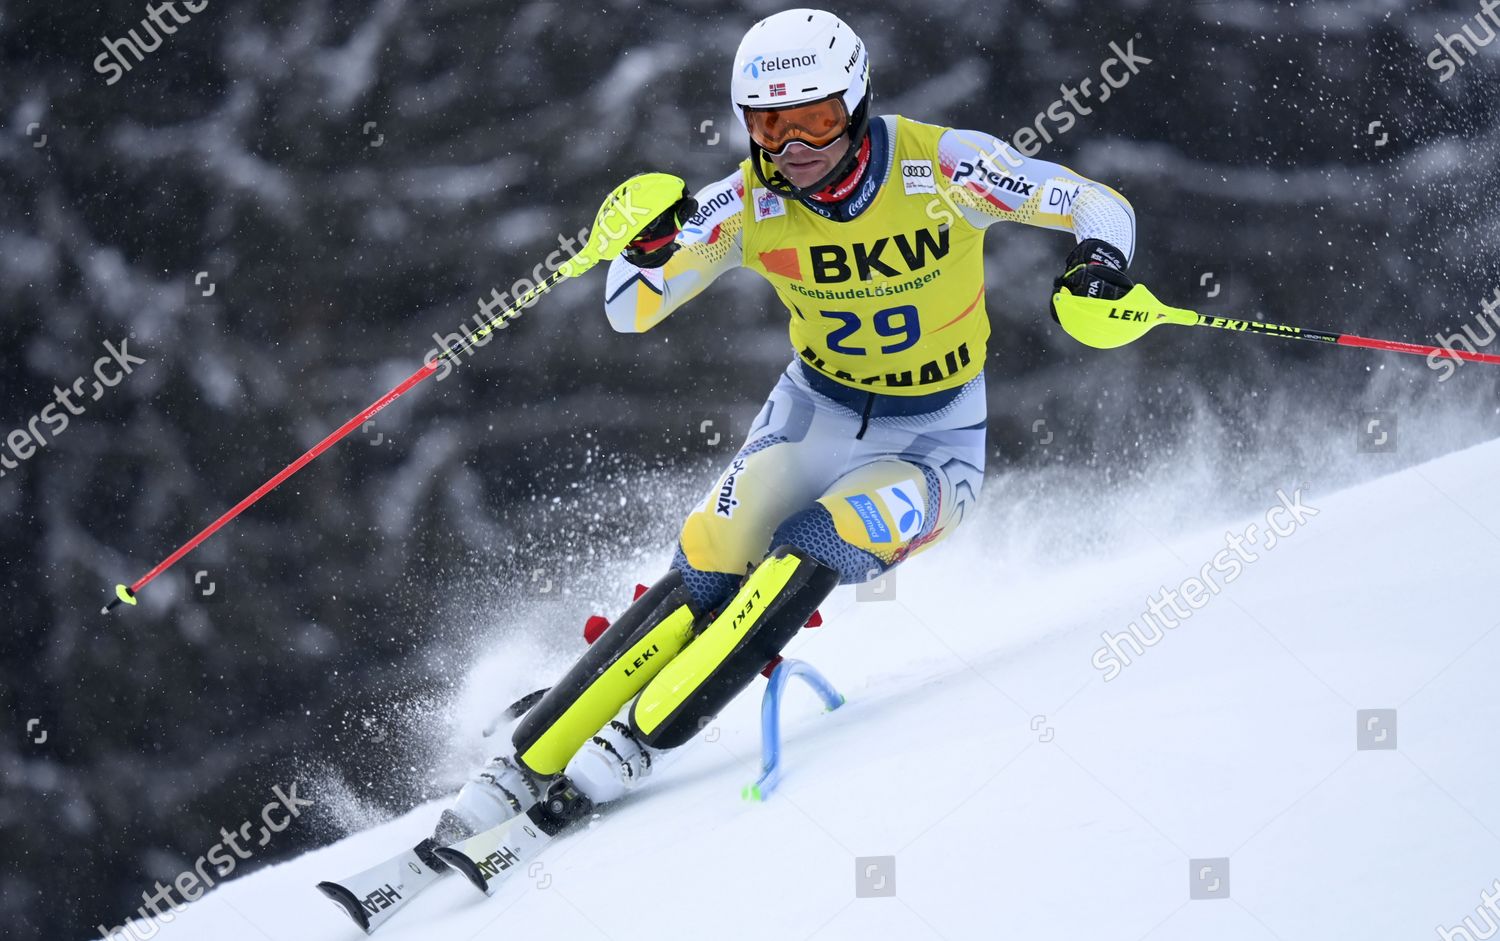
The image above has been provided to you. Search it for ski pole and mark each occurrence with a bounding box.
[1052,283,1500,366]
[103,172,689,614]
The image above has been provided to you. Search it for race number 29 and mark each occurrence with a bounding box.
[822,305,921,355]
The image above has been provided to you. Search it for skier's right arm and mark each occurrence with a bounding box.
[604,171,745,333]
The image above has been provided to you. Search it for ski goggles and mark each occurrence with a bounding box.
[743,95,850,154]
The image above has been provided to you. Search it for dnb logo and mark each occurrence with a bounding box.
[1043,179,1082,215]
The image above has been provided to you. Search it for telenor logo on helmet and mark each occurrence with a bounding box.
[742,52,819,79]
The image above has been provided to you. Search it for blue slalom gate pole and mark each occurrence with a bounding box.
[743,658,845,801]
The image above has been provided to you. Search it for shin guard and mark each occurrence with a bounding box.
[512,571,699,776]
[630,546,839,750]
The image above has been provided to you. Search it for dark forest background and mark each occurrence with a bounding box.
[2,0,1499,936]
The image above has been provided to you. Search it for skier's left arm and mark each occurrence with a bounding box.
[603,172,746,334]
[936,128,1137,302]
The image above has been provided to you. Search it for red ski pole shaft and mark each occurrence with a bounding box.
[102,267,575,615]
[101,171,691,614]
[103,360,438,613]
[1335,333,1500,365]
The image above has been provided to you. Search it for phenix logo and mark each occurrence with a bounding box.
[716,458,747,518]
[953,160,1036,198]
[742,52,818,79]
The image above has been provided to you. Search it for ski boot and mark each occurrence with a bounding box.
[563,717,663,805]
[432,754,549,846]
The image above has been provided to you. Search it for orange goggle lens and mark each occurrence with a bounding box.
[743,97,850,153]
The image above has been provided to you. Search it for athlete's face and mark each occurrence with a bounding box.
[770,137,851,189]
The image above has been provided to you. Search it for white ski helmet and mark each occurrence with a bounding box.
[731,9,872,198]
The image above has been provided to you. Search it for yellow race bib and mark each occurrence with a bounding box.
[740,116,988,395]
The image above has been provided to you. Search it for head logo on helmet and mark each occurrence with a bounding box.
[730,9,873,206]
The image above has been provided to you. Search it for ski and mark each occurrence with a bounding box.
[429,809,559,895]
[319,691,559,931]
[316,789,562,931]
[315,838,450,934]
[432,779,594,896]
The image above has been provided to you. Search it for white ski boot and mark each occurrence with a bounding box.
[564,718,662,805]
[433,754,547,844]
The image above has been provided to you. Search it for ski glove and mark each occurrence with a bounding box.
[620,188,699,269]
[1052,238,1134,322]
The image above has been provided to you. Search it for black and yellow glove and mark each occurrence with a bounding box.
[620,188,699,269]
[1052,238,1134,321]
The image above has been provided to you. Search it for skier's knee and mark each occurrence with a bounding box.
[803,462,955,574]
[629,546,839,749]
[771,504,887,584]
[511,569,700,777]
[669,545,741,612]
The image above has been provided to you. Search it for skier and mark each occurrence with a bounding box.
[439,7,1137,839]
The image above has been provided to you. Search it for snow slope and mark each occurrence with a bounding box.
[122,437,1500,941]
